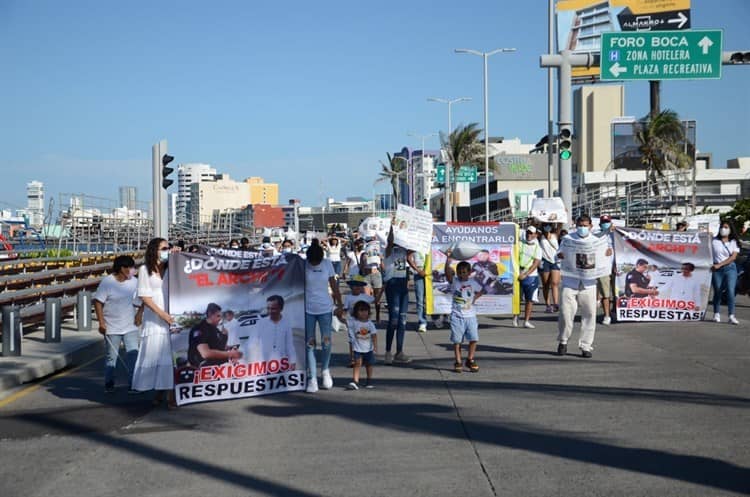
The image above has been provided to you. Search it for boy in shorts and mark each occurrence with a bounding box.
[445,250,485,373]
[347,300,378,389]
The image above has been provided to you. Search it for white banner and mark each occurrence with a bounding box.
[686,213,720,236]
[559,234,612,280]
[393,204,433,254]
[530,197,568,224]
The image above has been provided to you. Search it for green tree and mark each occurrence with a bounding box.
[440,123,485,219]
[634,109,692,196]
[376,153,408,205]
[722,198,750,237]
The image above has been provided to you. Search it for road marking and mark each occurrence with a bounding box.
[0,354,103,409]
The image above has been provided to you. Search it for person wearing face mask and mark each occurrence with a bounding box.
[93,255,143,393]
[131,238,179,408]
[711,222,740,324]
[596,215,615,325]
[556,214,612,358]
[516,226,542,328]
[281,239,295,254]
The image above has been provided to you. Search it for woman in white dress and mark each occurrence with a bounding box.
[132,237,177,407]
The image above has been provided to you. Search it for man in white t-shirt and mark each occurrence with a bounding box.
[93,255,143,393]
[516,226,542,329]
[250,295,297,372]
[669,262,704,311]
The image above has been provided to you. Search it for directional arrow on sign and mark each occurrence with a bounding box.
[698,36,714,55]
[609,62,627,78]
[667,11,689,29]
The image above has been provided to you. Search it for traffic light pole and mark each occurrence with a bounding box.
[152,139,169,239]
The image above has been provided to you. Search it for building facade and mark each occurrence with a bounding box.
[177,163,217,224]
[245,177,279,205]
[26,180,44,228]
[573,84,625,174]
[189,174,249,229]
[118,186,137,210]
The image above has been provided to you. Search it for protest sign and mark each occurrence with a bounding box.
[530,197,568,224]
[427,223,519,316]
[168,247,306,405]
[393,203,433,254]
[358,216,391,242]
[558,233,612,280]
[686,213,720,236]
[613,228,712,322]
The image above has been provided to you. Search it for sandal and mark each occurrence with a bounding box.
[465,358,479,373]
[454,361,463,373]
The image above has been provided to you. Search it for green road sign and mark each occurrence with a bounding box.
[600,29,722,81]
[435,164,478,183]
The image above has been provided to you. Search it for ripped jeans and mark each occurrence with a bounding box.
[305,312,333,376]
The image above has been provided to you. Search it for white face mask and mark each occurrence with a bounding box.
[159,249,170,262]
[720,228,730,237]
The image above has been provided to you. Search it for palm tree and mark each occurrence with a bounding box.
[375,153,408,206]
[633,109,692,196]
[440,123,485,219]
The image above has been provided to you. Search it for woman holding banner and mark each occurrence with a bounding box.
[711,222,740,325]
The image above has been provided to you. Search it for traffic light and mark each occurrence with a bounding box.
[558,126,572,160]
[161,154,174,189]
[728,52,750,64]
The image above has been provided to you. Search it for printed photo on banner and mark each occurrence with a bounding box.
[530,197,568,224]
[427,223,519,316]
[613,228,712,322]
[168,248,306,405]
[392,203,433,254]
[558,233,612,280]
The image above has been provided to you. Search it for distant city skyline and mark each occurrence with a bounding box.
[1,1,748,212]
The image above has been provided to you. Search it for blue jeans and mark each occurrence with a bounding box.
[712,263,737,315]
[104,330,139,387]
[385,277,409,353]
[413,274,427,326]
[331,261,342,277]
[305,312,333,375]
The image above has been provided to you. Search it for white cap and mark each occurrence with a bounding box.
[526,226,537,233]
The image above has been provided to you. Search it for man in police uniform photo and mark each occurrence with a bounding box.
[625,259,659,298]
[188,302,243,367]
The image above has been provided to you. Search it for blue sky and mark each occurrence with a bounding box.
[1,0,748,212]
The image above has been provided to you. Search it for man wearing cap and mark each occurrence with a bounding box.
[517,226,542,328]
[625,259,659,298]
[596,215,615,325]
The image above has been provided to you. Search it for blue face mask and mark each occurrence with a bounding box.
[576,226,590,237]
[600,222,611,231]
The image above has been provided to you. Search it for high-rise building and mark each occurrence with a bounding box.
[177,163,216,224]
[573,84,625,175]
[245,177,279,205]
[189,174,250,229]
[26,180,44,228]
[119,186,137,210]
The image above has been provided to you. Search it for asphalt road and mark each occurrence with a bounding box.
[1,298,749,497]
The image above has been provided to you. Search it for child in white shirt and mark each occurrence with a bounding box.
[346,300,378,390]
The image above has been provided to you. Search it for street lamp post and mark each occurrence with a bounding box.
[408,132,438,212]
[454,47,516,219]
[428,97,471,222]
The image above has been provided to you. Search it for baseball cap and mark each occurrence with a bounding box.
[526,226,537,233]
[347,274,368,287]
[600,215,612,223]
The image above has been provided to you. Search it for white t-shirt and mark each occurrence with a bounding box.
[519,239,541,278]
[256,315,297,365]
[712,238,739,264]
[93,274,139,335]
[346,251,359,277]
[347,318,377,353]
[449,278,483,318]
[305,259,336,314]
[222,318,242,347]
[383,246,409,281]
[539,235,559,263]
[669,274,703,306]
[326,243,342,262]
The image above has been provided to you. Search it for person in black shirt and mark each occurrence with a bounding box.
[188,303,242,367]
[625,259,659,297]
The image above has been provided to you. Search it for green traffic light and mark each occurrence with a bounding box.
[559,150,571,160]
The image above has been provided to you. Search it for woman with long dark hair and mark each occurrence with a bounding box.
[131,238,177,407]
[711,222,740,325]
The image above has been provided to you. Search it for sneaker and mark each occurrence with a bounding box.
[321,369,333,390]
[556,343,567,356]
[393,352,412,364]
[384,352,393,365]
[581,349,593,359]
[465,358,479,372]
[524,321,535,329]
[545,305,553,313]
[553,305,559,312]
[417,323,427,333]
[346,382,359,390]
[714,313,721,323]
[363,381,375,389]
[729,315,739,325]
[602,316,612,326]
[512,316,519,327]
[104,383,115,393]
[454,361,463,373]
[306,377,319,393]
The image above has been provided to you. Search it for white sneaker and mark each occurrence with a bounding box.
[512,316,519,327]
[321,369,333,390]
[306,377,319,393]
[417,323,427,333]
[728,315,739,325]
[713,313,721,323]
[602,316,612,326]
[523,321,535,329]
[384,352,393,365]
